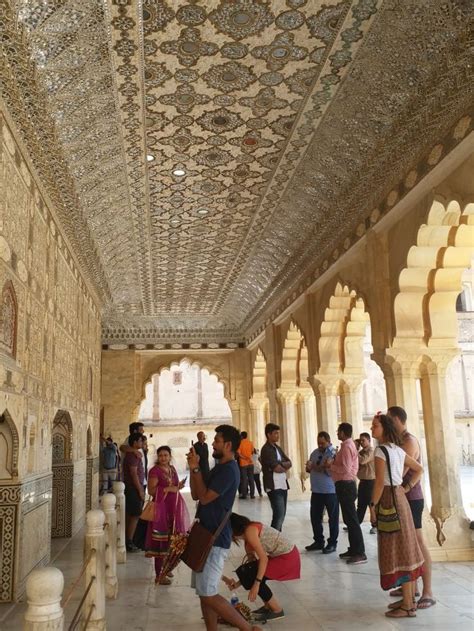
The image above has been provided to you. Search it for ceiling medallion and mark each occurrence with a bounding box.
[209,0,275,41]
[276,10,306,30]
[196,148,232,167]
[239,87,288,116]
[252,32,308,71]
[176,4,207,26]
[160,27,219,67]
[142,0,175,36]
[259,71,284,86]
[159,83,211,114]
[202,61,257,93]
[196,107,244,134]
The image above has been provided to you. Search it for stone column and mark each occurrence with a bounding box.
[249,396,268,449]
[24,567,64,631]
[314,378,339,439]
[152,374,160,421]
[196,366,203,419]
[101,493,118,599]
[82,510,106,631]
[419,356,472,559]
[112,481,126,563]
[340,379,364,437]
[276,389,301,492]
[384,355,422,439]
[298,390,318,462]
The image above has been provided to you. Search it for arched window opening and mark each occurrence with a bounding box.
[138,359,231,424]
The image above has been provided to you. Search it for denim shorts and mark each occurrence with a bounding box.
[191,546,229,597]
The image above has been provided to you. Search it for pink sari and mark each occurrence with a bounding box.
[145,465,190,575]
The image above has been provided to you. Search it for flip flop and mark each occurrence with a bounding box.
[389,587,420,597]
[417,597,436,609]
[385,606,416,618]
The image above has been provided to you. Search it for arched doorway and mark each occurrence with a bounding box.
[137,358,232,475]
[51,410,73,538]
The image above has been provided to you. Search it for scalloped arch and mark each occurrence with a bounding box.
[394,197,474,346]
[319,282,369,374]
[141,356,230,403]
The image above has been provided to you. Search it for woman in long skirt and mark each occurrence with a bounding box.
[145,446,190,584]
[371,414,424,618]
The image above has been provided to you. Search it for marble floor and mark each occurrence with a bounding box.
[1,495,473,631]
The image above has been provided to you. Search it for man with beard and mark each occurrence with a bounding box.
[187,424,262,631]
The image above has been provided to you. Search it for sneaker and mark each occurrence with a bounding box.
[263,610,285,621]
[339,550,352,559]
[252,606,269,616]
[370,526,377,534]
[323,544,337,554]
[346,554,367,565]
[126,541,140,553]
[305,542,324,551]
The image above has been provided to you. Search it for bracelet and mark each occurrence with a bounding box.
[254,578,262,583]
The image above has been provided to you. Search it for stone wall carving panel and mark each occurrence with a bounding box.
[51,463,73,538]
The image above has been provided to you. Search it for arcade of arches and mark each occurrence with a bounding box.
[1,0,474,608]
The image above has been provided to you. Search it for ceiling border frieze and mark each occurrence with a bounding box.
[105,0,155,316]
[0,0,111,308]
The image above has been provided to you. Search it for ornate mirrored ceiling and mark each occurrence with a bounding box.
[1,0,473,344]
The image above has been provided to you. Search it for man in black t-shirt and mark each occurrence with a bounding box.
[188,425,261,631]
[194,431,210,481]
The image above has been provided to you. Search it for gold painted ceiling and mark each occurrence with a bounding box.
[1,0,473,345]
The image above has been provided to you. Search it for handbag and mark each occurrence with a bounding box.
[235,558,259,589]
[376,446,401,533]
[140,499,155,522]
[181,509,232,572]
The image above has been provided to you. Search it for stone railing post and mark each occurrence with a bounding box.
[24,567,64,631]
[82,510,106,631]
[101,493,118,599]
[112,481,126,563]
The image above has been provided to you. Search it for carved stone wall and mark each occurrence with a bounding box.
[0,110,102,600]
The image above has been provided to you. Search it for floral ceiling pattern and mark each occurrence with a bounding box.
[1,0,473,344]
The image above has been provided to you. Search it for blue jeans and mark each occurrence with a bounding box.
[310,492,339,547]
[267,489,287,531]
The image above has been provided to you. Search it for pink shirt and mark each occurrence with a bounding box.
[331,438,358,482]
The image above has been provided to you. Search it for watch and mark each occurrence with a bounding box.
[192,467,200,474]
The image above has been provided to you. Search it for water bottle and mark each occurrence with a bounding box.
[230,593,239,607]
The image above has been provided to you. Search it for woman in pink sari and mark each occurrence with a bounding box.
[145,446,190,584]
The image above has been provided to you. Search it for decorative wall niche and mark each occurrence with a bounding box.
[0,410,19,479]
[0,281,18,359]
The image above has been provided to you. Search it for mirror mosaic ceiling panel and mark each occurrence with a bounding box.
[1,0,473,344]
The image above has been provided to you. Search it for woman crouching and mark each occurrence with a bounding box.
[223,513,300,623]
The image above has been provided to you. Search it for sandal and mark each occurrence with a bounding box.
[389,587,420,597]
[388,598,416,610]
[155,576,172,585]
[385,606,416,618]
[417,597,436,609]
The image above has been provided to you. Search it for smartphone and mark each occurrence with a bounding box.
[191,439,194,446]
[182,476,187,484]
